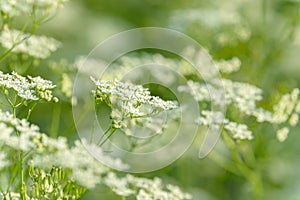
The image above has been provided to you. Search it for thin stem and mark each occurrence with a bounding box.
[19,152,26,200]
[208,150,240,176]
[89,117,96,144]
[7,162,19,192]
[26,103,37,121]
[99,128,117,147]
[223,133,263,200]
[97,126,112,145]
[0,17,39,63]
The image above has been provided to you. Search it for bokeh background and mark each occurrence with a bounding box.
[28,0,300,199]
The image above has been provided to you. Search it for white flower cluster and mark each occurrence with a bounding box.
[30,139,107,189]
[120,114,168,136]
[91,78,177,129]
[0,110,41,151]
[272,89,300,142]
[61,73,73,98]
[0,110,191,198]
[96,53,187,85]
[276,127,289,142]
[0,109,123,189]
[273,88,300,125]
[0,28,61,59]
[196,110,253,140]
[0,0,68,18]
[0,71,57,102]
[181,81,300,141]
[180,79,273,123]
[224,121,253,140]
[104,172,192,200]
[215,57,241,74]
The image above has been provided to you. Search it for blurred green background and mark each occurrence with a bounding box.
[29,0,300,199]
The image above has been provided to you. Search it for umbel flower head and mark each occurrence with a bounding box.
[0,28,61,59]
[91,77,178,129]
[0,0,68,19]
[0,71,58,102]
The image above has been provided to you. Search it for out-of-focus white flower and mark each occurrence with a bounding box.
[0,0,68,18]
[276,127,289,142]
[196,110,253,140]
[195,110,226,126]
[289,113,299,126]
[0,151,10,171]
[273,88,299,124]
[224,121,253,140]
[104,172,192,200]
[179,79,271,122]
[215,57,241,74]
[0,71,57,102]
[104,172,136,196]
[0,29,61,59]
[61,73,72,98]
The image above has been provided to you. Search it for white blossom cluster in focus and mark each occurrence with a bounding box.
[0,71,57,102]
[0,28,61,59]
[91,78,177,129]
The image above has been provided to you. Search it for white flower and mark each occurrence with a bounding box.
[0,29,61,59]
[0,0,68,18]
[273,88,300,124]
[91,78,177,131]
[82,139,129,170]
[179,79,274,123]
[195,110,226,126]
[104,173,192,200]
[61,73,73,98]
[215,57,241,74]
[104,172,135,197]
[167,184,192,200]
[195,110,253,140]
[224,121,253,140]
[276,127,289,142]
[0,71,57,102]
[289,113,299,126]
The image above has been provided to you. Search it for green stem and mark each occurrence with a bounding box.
[208,150,240,176]
[223,133,263,200]
[20,152,26,200]
[98,128,117,147]
[26,102,37,121]
[97,126,112,145]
